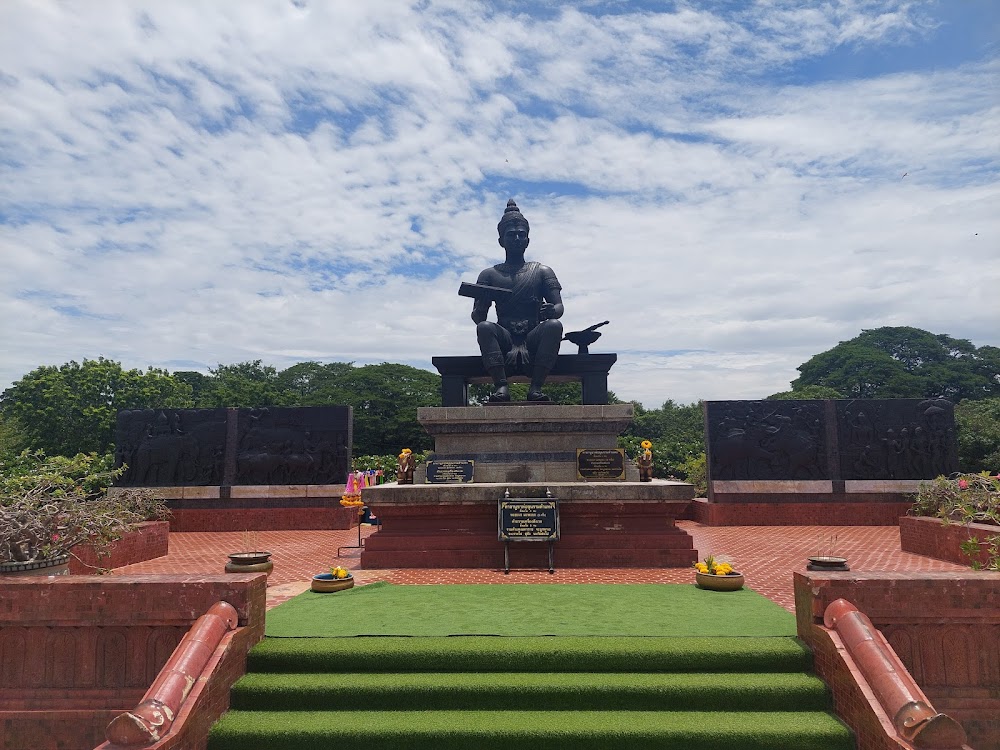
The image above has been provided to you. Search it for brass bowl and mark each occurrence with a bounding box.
[695,571,745,591]
[312,573,355,593]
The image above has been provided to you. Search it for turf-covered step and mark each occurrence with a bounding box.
[248,636,814,674]
[208,709,854,750]
[264,583,799,637]
[230,670,832,712]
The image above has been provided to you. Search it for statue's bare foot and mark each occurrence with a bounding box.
[526,389,551,402]
[488,384,510,402]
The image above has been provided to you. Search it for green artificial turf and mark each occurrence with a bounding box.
[247,636,813,674]
[230,671,831,712]
[265,583,796,637]
[216,585,849,750]
[208,710,854,750]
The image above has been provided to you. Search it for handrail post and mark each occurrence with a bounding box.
[105,601,238,746]
[824,598,967,750]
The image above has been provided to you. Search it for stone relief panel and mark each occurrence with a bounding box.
[115,408,228,486]
[706,398,959,483]
[114,406,352,486]
[836,398,958,480]
[233,406,351,486]
[706,400,827,481]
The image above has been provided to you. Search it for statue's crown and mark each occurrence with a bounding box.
[497,198,529,236]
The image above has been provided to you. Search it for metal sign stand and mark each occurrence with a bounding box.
[337,510,364,557]
[498,488,559,575]
[503,538,555,575]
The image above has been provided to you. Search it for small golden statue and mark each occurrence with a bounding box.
[396,448,416,484]
[637,440,654,482]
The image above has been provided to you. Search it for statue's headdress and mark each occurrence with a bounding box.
[497,198,529,236]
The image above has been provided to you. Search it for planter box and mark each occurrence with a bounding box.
[69,520,170,573]
[899,515,999,568]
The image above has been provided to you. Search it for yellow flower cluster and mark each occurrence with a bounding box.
[340,496,363,508]
[640,440,653,450]
[331,565,351,579]
[694,556,737,576]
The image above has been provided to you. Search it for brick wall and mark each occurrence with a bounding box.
[691,498,911,526]
[899,515,998,568]
[69,521,170,573]
[795,571,1000,750]
[169,504,356,531]
[0,575,266,750]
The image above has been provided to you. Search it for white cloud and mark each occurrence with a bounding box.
[1,0,997,408]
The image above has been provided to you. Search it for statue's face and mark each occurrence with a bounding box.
[499,221,529,254]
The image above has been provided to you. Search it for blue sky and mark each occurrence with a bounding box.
[1,0,997,406]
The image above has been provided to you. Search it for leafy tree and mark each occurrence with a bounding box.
[767,385,844,400]
[0,415,27,464]
[0,358,193,456]
[469,382,621,405]
[620,399,705,478]
[792,327,1000,401]
[328,363,440,455]
[793,343,925,398]
[955,398,1000,473]
[203,360,296,408]
[278,361,358,405]
[173,370,215,406]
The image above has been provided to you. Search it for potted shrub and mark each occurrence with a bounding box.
[0,451,167,576]
[907,471,1000,570]
[693,555,744,591]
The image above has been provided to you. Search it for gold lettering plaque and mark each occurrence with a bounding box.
[577,448,626,480]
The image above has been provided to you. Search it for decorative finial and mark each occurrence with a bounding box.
[497,198,529,236]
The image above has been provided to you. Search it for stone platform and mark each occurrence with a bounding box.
[700,479,922,526]
[418,404,636,483]
[360,482,697,569]
[113,485,356,531]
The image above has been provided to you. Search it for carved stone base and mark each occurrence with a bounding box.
[417,404,638,483]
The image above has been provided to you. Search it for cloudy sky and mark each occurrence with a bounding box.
[2,1,997,407]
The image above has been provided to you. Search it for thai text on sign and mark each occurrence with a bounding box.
[498,499,559,542]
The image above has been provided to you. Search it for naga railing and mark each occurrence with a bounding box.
[105,600,238,746]
[823,598,967,750]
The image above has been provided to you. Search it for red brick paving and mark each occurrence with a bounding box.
[111,520,967,611]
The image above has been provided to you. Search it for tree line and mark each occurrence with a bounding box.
[1,327,998,476]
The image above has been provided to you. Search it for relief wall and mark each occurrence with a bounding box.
[705,398,957,482]
[114,406,352,486]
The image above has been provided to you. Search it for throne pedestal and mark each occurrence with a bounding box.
[359,403,697,569]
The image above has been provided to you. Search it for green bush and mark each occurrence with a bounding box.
[678,453,707,496]
[910,472,1000,527]
[352,452,429,477]
[910,472,1000,571]
[619,436,703,484]
[0,450,168,566]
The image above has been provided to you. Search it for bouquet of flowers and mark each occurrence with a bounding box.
[694,555,738,576]
[340,471,364,509]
